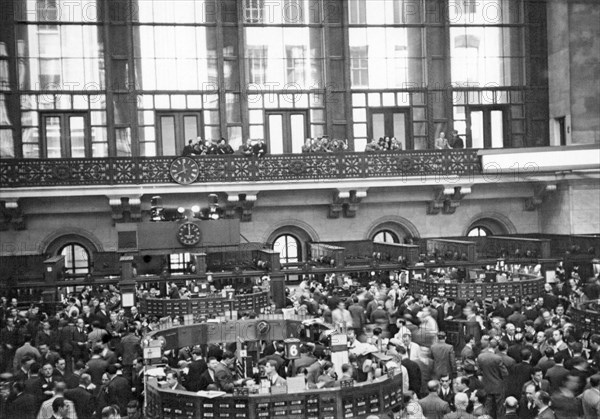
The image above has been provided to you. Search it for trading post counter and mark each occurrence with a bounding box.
[146,373,404,419]
[409,275,545,300]
[139,290,270,318]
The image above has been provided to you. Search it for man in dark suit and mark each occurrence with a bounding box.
[518,383,539,419]
[165,370,187,391]
[419,380,451,419]
[72,318,89,364]
[430,332,456,379]
[306,349,327,386]
[64,373,95,419]
[438,374,456,411]
[6,381,37,419]
[87,345,109,387]
[398,345,422,398]
[533,391,555,419]
[66,361,85,389]
[198,357,224,391]
[477,343,509,418]
[105,364,132,416]
[506,348,534,398]
[185,348,208,392]
[504,396,520,419]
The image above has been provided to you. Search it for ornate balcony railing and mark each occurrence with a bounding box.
[0,149,481,188]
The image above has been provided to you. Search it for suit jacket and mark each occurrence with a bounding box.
[402,358,422,397]
[418,393,451,419]
[214,363,237,392]
[118,333,141,366]
[535,407,556,419]
[506,361,533,397]
[198,369,216,391]
[306,360,323,385]
[443,410,476,419]
[460,344,475,361]
[430,342,456,378]
[582,387,600,419]
[438,388,456,411]
[545,365,569,394]
[517,396,538,419]
[86,357,109,386]
[6,392,37,419]
[477,351,508,395]
[65,386,95,419]
[185,358,208,392]
[106,375,132,416]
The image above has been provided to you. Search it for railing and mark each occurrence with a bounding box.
[569,300,600,335]
[147,373,404,419]
[0,149,481,188]
[409,275,545,300]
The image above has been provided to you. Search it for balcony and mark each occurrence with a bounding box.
[0,149,481,188]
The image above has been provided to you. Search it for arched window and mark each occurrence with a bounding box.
[373,230,400,244]
[59,243,90,275]
[273,234,301,265]
[467,226,491,237]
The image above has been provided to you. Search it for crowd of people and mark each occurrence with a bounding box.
[179,130,468,158]
[1,263,599,419]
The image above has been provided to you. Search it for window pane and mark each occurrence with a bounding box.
[268,114,283,155]
[491,110,504,148]
[183,116,198,141]
[290,114,305,154]
[45,116,62,158]
[0,129,14,158]
[160,116,176,155]
[470,110,484,149]
[116,127,132,157]
[372,113,384,140]
[393,113,406,149]
[69,116,85,157]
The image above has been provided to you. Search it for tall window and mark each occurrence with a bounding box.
[40,112,103,158]
[169,253,192,274]
[373,230,400,244]
[350,46,368,87]
[449,1,524,86]
[60,244,90,275]
[247,46,268,85]
[286,46,306,86]
[273,234,300,265]
[156,111,203,156]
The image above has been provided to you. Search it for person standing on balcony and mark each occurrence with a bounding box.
[435,132,451,149]
[450,130,464,149]
[182,140,195,156]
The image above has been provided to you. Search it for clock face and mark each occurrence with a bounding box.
[177,222,202,246]
[170,157,199,185]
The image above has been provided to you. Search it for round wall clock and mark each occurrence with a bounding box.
[176,222,201,246]
[169,157,199,185]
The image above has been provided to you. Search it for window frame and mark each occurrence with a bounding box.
[40,111,91,158]
[59,243,91,275]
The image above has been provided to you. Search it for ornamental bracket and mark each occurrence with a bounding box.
[0,199,25,230]
[427,186,472,215]
[108,195,142,224]
[524,183,557,211]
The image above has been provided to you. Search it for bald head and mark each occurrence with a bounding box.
[454,393,469,409]
[427,380,440,392]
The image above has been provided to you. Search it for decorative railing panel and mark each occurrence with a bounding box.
[0,150,481,188]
